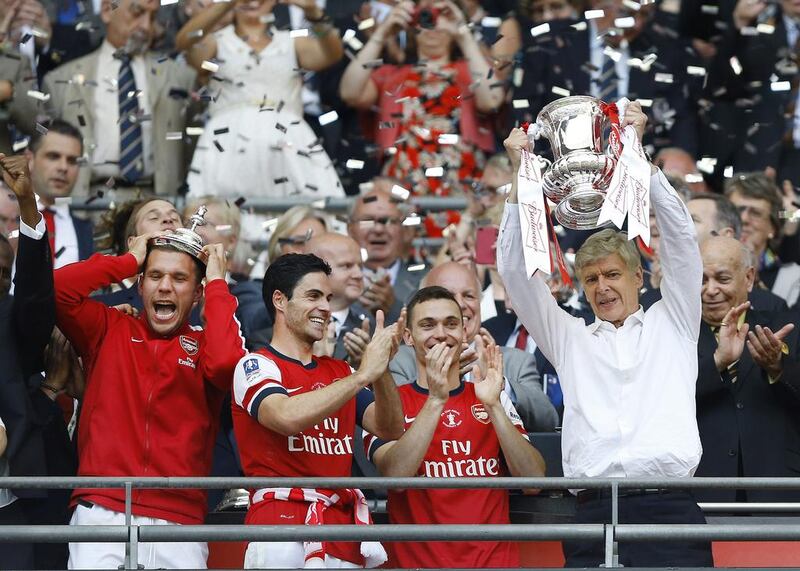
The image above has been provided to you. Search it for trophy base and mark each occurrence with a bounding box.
[554,186,608,230]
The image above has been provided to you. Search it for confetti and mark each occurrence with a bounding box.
[362,59,384,69]
[35,123,48,135]
[26,90,50,102]
[552,86,571,97]
[408,263,426,272]
[700,4,718,13]
[11,139,28,152]
[697,157,717,174]
[201,60,219,73]
[235,197,247,207]
[723,166,734,178]
[654,73,674,84]
[425,166,444,177]
[756,23,775,34]
[290,29,309,38]
[186,126,204,136]
[438,134,459,145]
[319,110,339,126]
[531,23,550,37]
[513,67,524,87]
[160,0,178,4]
[771,81,791,91]
[614,17,635,28]
[358,17,375,30]
[687,65,706,76]
[346,159,365,169]
[482,16,502,27]
[622,0,641,10]
[729,56,742,75]
[740,26,758,36]
[638,99,653,107]
[273,177,288,184]
[275,123,287,133]
[213,140,224,152]
[360,248,369,263]
[363,196,379,203]
[391,184,410,200]
[77,115,86,127]
[585,9,604,19]
[685,173,704,183]
[571,21,587,30]
[402,215,422,226]
[512,99,530,109]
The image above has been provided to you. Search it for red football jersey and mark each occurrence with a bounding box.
[233,345,374,565]
[366,381,527,569]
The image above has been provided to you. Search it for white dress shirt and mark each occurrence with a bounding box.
[331,307,350,338]
[498,169,703,481]
[507,319,538,354]
[589,20,630,99]
[92,41,154,180]
[42,202,80,269]
[0,415,17,510]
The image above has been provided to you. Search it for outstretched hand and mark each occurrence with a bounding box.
[748,323,795,379]
[713,301,750,372]
[473,341,504,406]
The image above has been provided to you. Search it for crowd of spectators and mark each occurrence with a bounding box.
[1,0,800,568]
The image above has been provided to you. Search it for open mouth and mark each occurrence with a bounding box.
[153,301,177,321]
[597,297,618,309]
[310,316,326,327]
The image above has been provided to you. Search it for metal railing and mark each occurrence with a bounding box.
[4,476,800,569]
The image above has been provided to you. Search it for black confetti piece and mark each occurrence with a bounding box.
[234,197,247,207]
[276,123,287,133]
[214,140,224,152]
[363,196,378,203]
[55,246,66,258]
[213,127,229,135]
[274,177,288,184]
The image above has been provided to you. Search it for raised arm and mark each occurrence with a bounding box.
[199,244,246,391]
[174,0,230,73]
[293,1,343,72]
[496,129,582,369]
[2,154,53,377]
[370,342,453,477]
[236,312,404,438]
[339,1,413,109]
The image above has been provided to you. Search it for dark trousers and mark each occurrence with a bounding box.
[563,491,714,568]
[0,500,34,570]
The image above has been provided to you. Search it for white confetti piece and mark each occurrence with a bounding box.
[437,134,459,145]
[687,65,706,76]
[425,166,444,177]
[391,184,410,200]
[318,110,339,126]
[771,81,791,91]
[201,60,219,73]
[290,29,309,38]
[552,86,571,97]
[186,127,204,136]
[26,90,50,101]
[614,16,635,28]
[729,56,742,75]
[531,23,550,36]
[346,159,365,169]
[512,99,530,109]
[585,9,604,18]
[402,215,422,226]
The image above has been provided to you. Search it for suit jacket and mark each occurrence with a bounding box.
[386,261,429,324]
[694,309,800,502]
[42,50,196,198]
[71,214,93,261]
[0,228,57,486]
[514,19,701,155]
[332,304,374,362]
[0,49,38,154]
[389,344,559,432]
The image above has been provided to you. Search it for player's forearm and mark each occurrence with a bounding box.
[370,371,404,440]
[258,374,364,436]
[487,403,545,477]
[376,397,445,477]
[201,282,246,389]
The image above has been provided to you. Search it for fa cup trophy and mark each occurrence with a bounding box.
[148,205,209,264]
[534,96,618,230]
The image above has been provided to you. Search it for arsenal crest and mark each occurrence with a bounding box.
[180,335,199,356]
[471,404,490,424]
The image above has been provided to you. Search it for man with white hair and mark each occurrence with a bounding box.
[498,102,712,567]
[695,235,800,502]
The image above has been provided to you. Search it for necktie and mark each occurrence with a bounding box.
[118,56,144,184]
[597,54,619,102]
[515,324,529,351]
[42,208,57,262]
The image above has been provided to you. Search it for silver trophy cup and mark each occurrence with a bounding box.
[535,96,617,230]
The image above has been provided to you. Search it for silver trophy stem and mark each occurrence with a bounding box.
[188,205,208,233]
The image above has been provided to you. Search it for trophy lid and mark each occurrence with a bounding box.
[148,205,209,265]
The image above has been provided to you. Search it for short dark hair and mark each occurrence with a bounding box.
[406,286,462,325]
[724,172,782,239]
[29,119,84,155]
[262,253,331,320]
[689,193,742,239]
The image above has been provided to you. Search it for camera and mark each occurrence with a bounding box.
[411,5,440,29]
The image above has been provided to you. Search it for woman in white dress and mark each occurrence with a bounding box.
[176,0,345,200]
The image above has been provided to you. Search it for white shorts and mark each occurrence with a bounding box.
[244,542,362,569]
[68,503,208,570]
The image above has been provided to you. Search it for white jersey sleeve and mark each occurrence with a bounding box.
[233,353,286,418]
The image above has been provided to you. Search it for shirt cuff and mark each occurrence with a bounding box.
[19,213,46,240]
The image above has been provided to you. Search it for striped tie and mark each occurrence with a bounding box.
[597,55,619,102]
[118,56,144,184]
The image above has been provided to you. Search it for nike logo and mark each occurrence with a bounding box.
[404,415,416,424]
[131,338,143,343]
[286,387,303,394]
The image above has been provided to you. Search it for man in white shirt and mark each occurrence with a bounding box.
[42,0,196,198]
[497,102,713,567]
[26,119,93,268]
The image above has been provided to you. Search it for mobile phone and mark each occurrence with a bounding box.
[475,225,499,265]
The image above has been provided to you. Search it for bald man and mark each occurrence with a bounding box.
[305,233,375,366]
[695,235,800,502]
[390,262,558,432]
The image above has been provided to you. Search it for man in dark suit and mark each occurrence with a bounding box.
[0,152,55,569]
[695,235,800,502]
[26,119,93,267]
[348,187,428,324]
[514,3,701,155]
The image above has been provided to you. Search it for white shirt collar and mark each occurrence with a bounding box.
[587,305,645,333]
